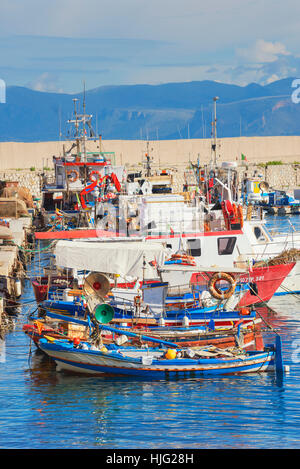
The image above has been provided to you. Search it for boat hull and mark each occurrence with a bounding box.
[38,340,276,378]
[237,263,295,306]
[23,322,262,351]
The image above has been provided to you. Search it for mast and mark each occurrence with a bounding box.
[67,84,93,162]
[81,81,87,162]
[211,96,219,167]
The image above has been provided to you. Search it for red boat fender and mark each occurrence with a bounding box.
[240,307,250,316]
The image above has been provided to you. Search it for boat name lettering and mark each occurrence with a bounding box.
[240,275,265,282]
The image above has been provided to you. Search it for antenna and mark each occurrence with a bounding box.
[83,80,86,115]
[211,96,219,166]
[72,98,79,138]
[58,105,62,141]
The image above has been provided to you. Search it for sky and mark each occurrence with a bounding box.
[1,0,300,94]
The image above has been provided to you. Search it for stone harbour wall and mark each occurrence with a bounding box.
[0,170,43,198]
[0,163,299,199]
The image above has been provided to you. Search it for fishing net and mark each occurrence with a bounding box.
[255,248,300,267]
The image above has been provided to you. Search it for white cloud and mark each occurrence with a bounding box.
[237,39,291,64]
[265,74,280,84]
[27,72,64,93]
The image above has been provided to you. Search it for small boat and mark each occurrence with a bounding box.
[23,316,263,351]
[38,332,285,379]
[38,296,260,329]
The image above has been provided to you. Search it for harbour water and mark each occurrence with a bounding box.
[0,216,299,449]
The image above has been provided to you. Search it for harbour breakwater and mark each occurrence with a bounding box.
[1,135,300,170]
[0,162,299,196]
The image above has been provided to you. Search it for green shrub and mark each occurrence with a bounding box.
[266,160,283,165]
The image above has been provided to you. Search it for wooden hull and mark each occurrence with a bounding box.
[23,322,263,351]
[42,306,261,330]
[39,339,277,378]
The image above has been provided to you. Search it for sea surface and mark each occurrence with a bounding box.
[0,215,299,450]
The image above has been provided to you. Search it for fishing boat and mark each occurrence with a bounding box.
[241,178,300,215]
[39,96,124,230]
[23,315,263,351]
[34,261,261,330]
[33,204,298,302]
[37,330,285,379]
[33,97,300,297]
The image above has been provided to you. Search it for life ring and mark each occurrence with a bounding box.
[167,254,196,266]
[208,272,236,300]
[171,254,194,261]
[89,170,102,183]
[101,192,117,202]
[67,169,79,183]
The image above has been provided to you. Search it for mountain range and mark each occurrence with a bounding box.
[0,78,299,142]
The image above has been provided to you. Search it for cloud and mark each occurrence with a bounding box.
[231,40,300,85]
[1,2,300,92]
[237,39,291,64]
[27,72,64,93]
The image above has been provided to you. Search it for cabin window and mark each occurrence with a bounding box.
[254,226,266,240]
[217,237,236,255]
[166,244,172,249]
[187,238,201,257]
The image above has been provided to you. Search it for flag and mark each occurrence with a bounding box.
[241,153,247,161]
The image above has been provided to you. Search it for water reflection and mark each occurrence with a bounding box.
[23,345,294,448]
[0,218,299,448]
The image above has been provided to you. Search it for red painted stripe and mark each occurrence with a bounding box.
[35,228,243,240]
[63,162,108,166]
[34,229,125,240]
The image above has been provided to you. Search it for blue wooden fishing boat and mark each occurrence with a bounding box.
[38,270,258,329]
[38,330,285,379]
[23,316,262,351]
[39,297,259,329]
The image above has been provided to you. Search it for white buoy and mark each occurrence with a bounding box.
[62,288,72,302]
[15,279,22,298]
[182,315,190,327]
[158,317,165,327]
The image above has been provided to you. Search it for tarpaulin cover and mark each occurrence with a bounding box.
[54,240,168,279]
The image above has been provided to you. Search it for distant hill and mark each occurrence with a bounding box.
[0,78,299,142]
